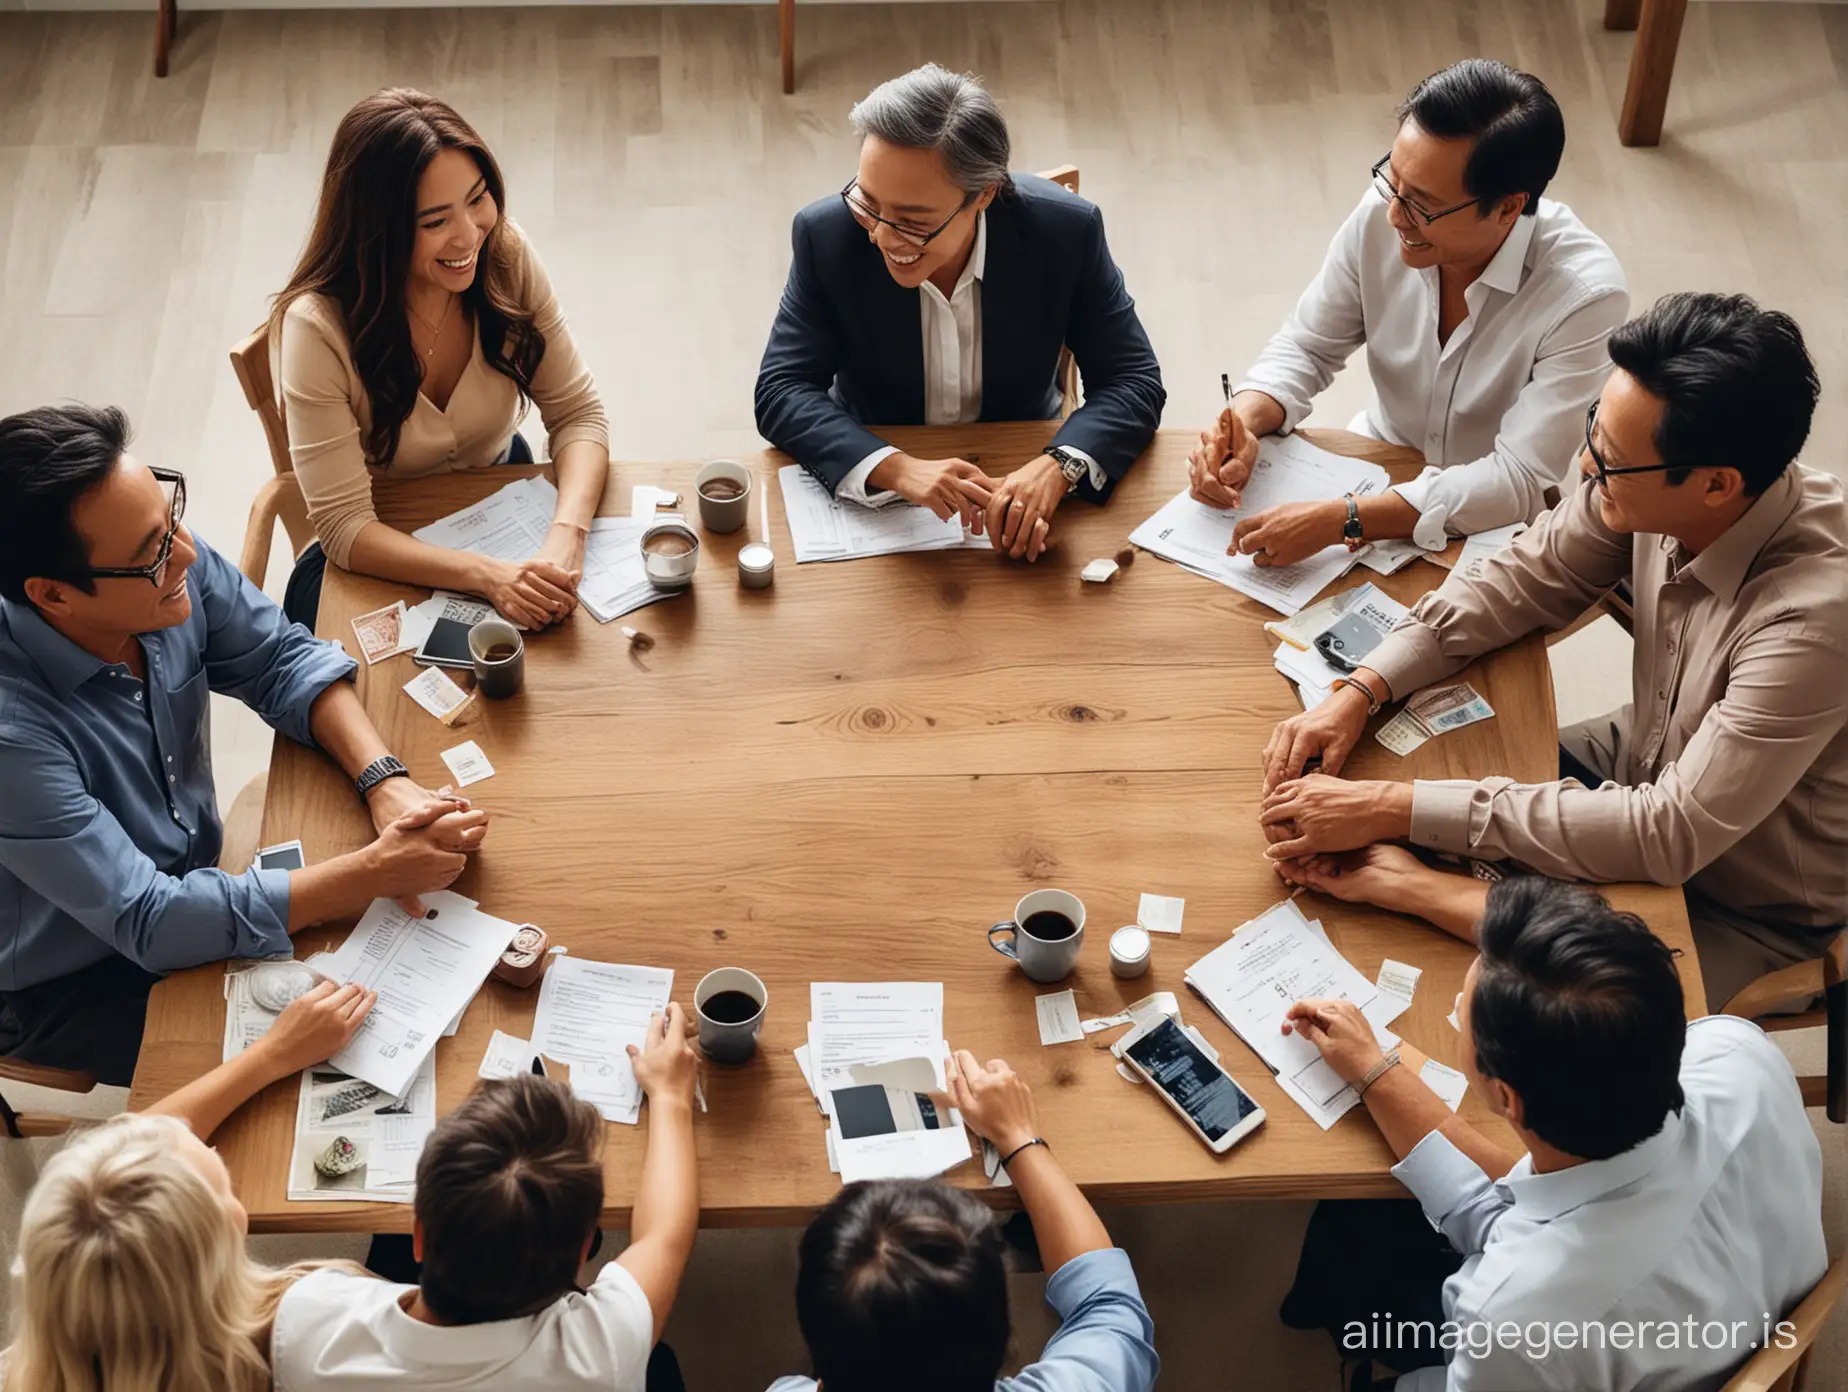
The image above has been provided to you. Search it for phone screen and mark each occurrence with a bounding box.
[1124,1018,1259,1142]
[1313,612,1384,673]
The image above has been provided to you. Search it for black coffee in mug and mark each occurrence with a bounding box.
[483,643,518,662]
[1022,910,1077,941]
[702,989,762,1024]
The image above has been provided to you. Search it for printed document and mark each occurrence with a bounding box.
[1129,436,1391,615]
[287,1053,436,1203]
[530,958,675,1124]
[779,466,990,563]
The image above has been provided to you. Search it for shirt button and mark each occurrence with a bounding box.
[134,692,142,702]
[169,774,176,784]
[166,755,173,764]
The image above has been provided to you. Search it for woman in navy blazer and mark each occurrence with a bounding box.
[754,64,1165,562]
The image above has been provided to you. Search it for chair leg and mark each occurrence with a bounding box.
[779,0,795,95]
[154,0,176,78]
[1826,937,1846,1124]
[1617,0,1689,148]
[1604,0,1642,30]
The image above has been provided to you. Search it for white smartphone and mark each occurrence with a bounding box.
[1116,1015,1266,1154]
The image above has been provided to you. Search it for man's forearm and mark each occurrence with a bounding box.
[286,849,385,933]
[1364,1066,1517,1179]
[1403,867,1491,943]
[309,681,392,783]
[1006,1144,1113,1272]
[1232,389,1285,438]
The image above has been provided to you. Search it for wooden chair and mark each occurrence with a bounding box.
[1606,0,1690,148]
[0,1058,98,1140]
[1721,1256,1848,1392]
[1038,165,1083,420]
[1723,933,1848,1122]
[229,326,315,589]
[154,0,177,78]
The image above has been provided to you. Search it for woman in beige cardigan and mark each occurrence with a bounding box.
[273,89,608,630]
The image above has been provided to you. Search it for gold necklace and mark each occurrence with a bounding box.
[408,292,456,359]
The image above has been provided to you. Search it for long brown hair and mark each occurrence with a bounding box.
[270,88,545,464]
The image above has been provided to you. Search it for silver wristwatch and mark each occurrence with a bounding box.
[1047,446,1089,494]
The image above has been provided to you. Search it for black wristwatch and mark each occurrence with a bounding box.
[1046,446,1090,494]
[1341,492,1366,552]
[355,755,410,802]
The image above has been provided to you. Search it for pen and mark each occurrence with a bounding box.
[1221,372,1233,408]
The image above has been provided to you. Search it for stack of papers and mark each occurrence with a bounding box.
[1128,436,1391,616]
[412,476,678,623]
[287,1054,436,1205]
[1184,900,1406,1130]
[317,892,513,1097]
[1266,582,1409,709]
[795,983,971,1184]
[778,466,991,564]
[530,957,674,1124]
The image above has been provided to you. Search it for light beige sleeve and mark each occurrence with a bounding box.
[507,228,609,456]
[1409,625,1848,885]
[278,302,379,570]
[1366,479,1635,700]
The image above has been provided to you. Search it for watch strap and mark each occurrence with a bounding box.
[1330,675,1383,716]
[1341,492,1365,552]
[355,755,409,801]
[1047,446,1089,494]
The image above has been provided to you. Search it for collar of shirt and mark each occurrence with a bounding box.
[1472,208,1538,300]
[1494,1106,1686,1222]
[921,209,986,307]
[1,598,121,697]
[1668,466,1806,602]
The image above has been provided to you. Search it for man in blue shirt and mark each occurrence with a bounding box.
[0,404,490,1085]
[769,1051,1159,1392]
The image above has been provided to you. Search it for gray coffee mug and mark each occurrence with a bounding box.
[468,618,524,699]
[695,460,753,535]
[988,888,1086,984]
[695,967,767,1065]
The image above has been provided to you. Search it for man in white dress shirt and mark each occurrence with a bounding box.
[755,64,1165,562]
[1189,59,1627,567]
[1276,875,1824,1391]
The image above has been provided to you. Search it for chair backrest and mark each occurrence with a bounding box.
[230,325,294,480]
[1720,1256,1847,1392]
[1035,166,1082,417]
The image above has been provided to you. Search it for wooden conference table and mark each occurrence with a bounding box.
[130,423,1699,1232]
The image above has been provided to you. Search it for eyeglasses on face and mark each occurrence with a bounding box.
[1582,402,1688,485]
[88,467,187,588]
[1369,155,1479,226]
[840,179,974,250]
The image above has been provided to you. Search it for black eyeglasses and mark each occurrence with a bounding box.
[840,179,974,250]
[89,468,187,587]
[1582,402,1686,486]
[1370,155,1479,226]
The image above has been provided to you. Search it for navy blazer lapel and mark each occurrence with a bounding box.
[852,242,925,423]
[977,198,1037,418]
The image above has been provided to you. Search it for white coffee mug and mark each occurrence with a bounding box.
[988,888,1086,984]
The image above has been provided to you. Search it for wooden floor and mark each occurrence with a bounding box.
[1,2,1844,1387]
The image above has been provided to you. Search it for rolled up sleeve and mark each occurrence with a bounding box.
[1010,1248,1159,1392]
[1392,1131,1511,1257]
[194,539,355,746]
[0,733,292,972]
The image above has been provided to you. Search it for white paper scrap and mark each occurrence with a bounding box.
[479,1030,538,1080]
[1080,558,1119,584]
[404,666,472,724]
[1138,893,1185,935]
[1035,989,1084,1046]
[1420,1058,1469,1112]
[1377,959,1422,1004]
[440,740,495,787]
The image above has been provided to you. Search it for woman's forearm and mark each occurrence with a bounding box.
[342,519,496,596]
[145,1041,288,1140]
[548,440,609,534]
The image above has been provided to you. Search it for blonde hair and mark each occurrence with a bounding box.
[4,1113,335,1392]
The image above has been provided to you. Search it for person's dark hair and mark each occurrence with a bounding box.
[795,1180,1009,1392]
[269,87,543,465]
[1397,58,1563,217]
[1470,876,1686,1161]
[0,403,132,605]
[1607,292,1818,494]
[413,1074,603,1324]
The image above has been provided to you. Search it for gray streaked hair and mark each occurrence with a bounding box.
[848,63,1013,197]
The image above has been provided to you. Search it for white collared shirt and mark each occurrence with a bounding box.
[1237,192,1627,547]
[1394,1016,1824,1391]
[270,1263,654,1390]
[839,213,1102,504]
